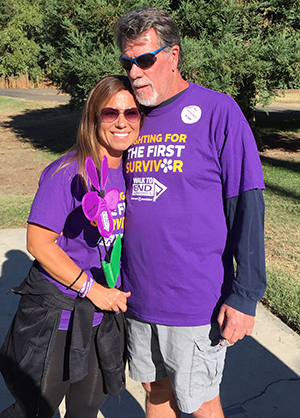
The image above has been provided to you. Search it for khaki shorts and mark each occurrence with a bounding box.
[126,313,227,414]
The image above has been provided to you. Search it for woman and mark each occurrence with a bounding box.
[0,76,142,418]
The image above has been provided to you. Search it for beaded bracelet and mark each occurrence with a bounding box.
[67,269,84,290]
[78,276,95,298]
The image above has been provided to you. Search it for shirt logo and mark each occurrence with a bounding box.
[181,105,202,124]
[132,177,167,202]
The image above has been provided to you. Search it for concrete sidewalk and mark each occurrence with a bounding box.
[0,88,69,103]
[0,228,300,417]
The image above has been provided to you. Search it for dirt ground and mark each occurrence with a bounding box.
[0,126,50,196]
[0,105,81,196]
[0,101,299,198]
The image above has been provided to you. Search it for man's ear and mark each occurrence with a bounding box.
[170,45,180,72]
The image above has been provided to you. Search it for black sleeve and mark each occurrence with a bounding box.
[223,189,267,316]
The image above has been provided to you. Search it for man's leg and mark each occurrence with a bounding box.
[142,380,226,418]
[126,316,226,418]
[155,323,227,417]
[126,314,176,417]
[143,377,180,418]
[192,395,225,418]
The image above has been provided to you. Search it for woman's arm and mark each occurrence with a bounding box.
[27,223,130,312]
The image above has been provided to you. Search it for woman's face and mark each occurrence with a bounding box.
[97,90,140,163]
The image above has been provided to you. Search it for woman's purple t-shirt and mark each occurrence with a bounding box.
[28,155,125,329]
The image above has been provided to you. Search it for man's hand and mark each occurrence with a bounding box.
[217,303,255,345]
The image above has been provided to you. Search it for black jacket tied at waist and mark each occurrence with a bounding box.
[0,262,125,415]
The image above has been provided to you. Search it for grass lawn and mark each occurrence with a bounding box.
[257,91,300,332]
[261,156,300,332]
[0,195,33,229]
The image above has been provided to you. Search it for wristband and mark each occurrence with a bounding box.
[78,276,95,298]
[67,269,84,290]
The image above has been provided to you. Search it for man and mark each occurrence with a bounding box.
[114,8,266,418]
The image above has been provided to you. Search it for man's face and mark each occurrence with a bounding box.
[122,28,178,107]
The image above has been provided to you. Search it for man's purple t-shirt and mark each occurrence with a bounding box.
[28,155,126,329]
[122,83,265,326]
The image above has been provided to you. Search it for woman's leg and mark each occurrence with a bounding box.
[64,329,107,418]
[0,330,70,418]
[38,329,71,417]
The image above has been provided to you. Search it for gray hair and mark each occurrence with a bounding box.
[114,7,184,71]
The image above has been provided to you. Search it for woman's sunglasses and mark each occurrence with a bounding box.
[98,107,142,123]
[119,45,168,71]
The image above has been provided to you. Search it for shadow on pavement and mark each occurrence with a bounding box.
[221,337,300,417]
[100,391,145,418]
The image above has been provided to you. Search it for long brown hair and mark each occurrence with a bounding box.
[58,75,138,185]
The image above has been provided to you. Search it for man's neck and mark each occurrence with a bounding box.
[144,80,189,114]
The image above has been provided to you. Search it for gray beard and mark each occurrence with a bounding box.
[133,85,159,107]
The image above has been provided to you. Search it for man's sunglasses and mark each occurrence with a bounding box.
[119,45,168,71]
[98,107,142,123]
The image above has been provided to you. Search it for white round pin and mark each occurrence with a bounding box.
[181,105,202,124]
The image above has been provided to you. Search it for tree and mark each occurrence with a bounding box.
[40,0,172,105]
[40,0,300,128]
[0,0,44,83]
[174,0,300,129]
[1,0,299,131]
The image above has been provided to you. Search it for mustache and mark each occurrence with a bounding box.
[132,80,153,89]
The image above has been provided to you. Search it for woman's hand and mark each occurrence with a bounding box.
[27,223,131,312]
[87,283,131,312]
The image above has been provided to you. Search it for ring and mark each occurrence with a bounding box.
[219,338,234,347]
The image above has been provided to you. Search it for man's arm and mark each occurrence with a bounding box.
[218,189,267,343]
